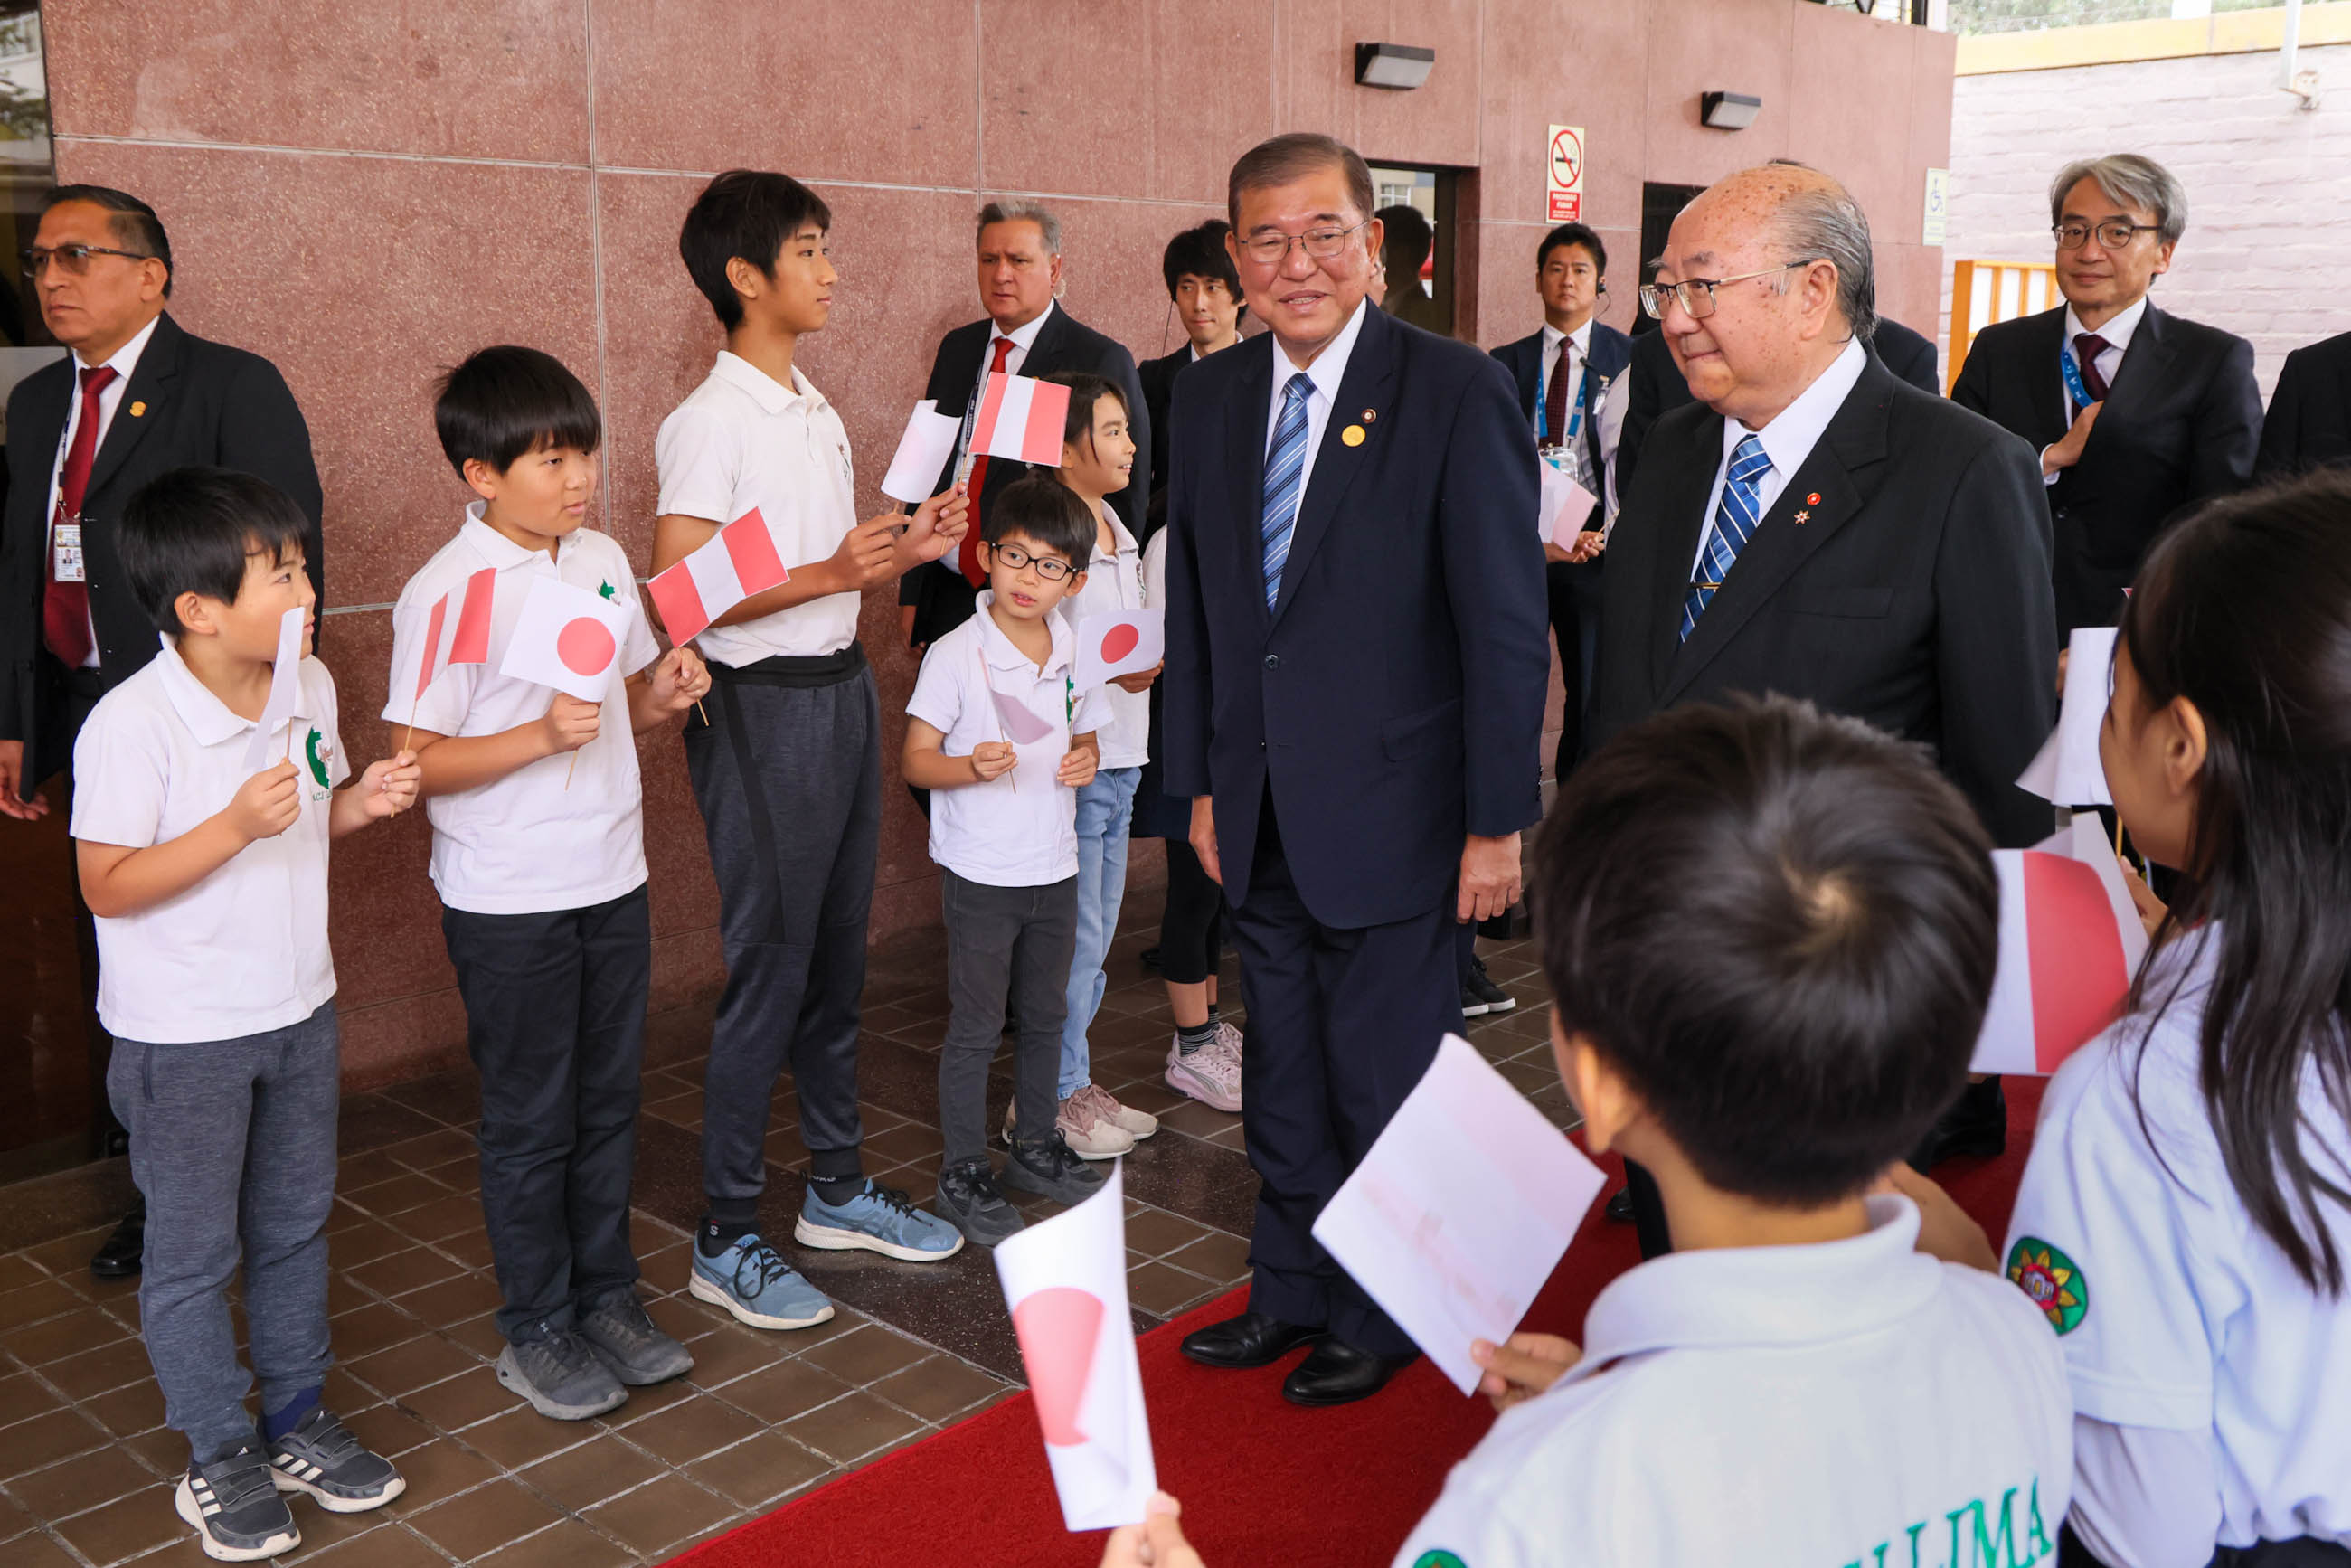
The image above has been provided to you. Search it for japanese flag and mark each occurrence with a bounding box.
[647,509,790,646]
[403,566,497,706]
[1073,607,1163,690]
[970,373,1070,466]
[497,577,637,703]
[1969,815,2150,1077]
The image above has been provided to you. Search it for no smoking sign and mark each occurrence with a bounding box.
[1547,124,1585,222]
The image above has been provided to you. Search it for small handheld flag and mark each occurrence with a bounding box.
[881,400,964,505]
[1969,816,2150,1076]
[648,509,790,646]
[242,606,307,774]
[1073,608,1163,690]
[969,373,1071,467]
[401,565,496,751]
[499,577,635,704]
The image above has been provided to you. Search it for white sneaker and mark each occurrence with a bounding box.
[1165,1031,1242,1113]
[1210,1019,1245,1063]
[1004,1091,1135,1159]
[1071,1082,1157,1141]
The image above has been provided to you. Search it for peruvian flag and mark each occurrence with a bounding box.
[1969,815,2150,1076]
[647,508,790,645]
[970,373,1071,466]
[409,565,497,703]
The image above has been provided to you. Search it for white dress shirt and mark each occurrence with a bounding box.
[1690,336,1869,578]
[1534,318,1594,445]
[49,313,161,668]
[1265,298,1372,505]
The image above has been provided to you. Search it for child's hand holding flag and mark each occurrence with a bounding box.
[646,647,710,716]
[893,484,970,569]
[541,694,602,757]
[226,760,303,844]
[352,751,421,822]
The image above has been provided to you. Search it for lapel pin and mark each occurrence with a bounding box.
[1806,492,1821,505]
[1361,409,1377,422]
[1793,510,1811,524]
[1341,424,1366,447]
[129,401,146,418]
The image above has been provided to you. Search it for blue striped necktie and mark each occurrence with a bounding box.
[1680,434,1772,641]
[1261,373,1313,611]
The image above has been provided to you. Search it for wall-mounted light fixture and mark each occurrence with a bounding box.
[1700,90,1763,130]
[1355,43,1436,90]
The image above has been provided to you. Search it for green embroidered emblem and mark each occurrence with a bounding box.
[1412,1554,1468,1568]
[599,581,618,600]
[304,728,330,790]
[2006,1237,2087,1336]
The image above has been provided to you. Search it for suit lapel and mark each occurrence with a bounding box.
[2022,307,2069,449]
[1662,362,1893,704]
[85,313,181,504]
[1224,336,1275,633]
[1270,306,1397,626]
[1025,305,1074,374]
[2095,301,2172,430]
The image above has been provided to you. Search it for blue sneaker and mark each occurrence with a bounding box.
[688,1233,836,1332]
[794,1181,966,1262]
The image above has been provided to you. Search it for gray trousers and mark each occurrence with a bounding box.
[109,1002,339,1466]
[685,657,880,1225]
[939,871,1076,1165]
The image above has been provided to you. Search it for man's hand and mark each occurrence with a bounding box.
[1457,831,1523,923]
[1111,660,1163,694]
[226,760,303,842]
[894,485,971,568]
[1471,1333,1581,1413]
[2042,401,2102,478]
[542,694,602,755]
[968,741,1016,783]
[1057,746,1099,789]
[1189,795,1220,885]
[1099,1493,1207,1568]
[1567,528,1606,563]
[826,515,902,592]
[354,751,422,820]
[647,647,711,714]
[0,741,47,820]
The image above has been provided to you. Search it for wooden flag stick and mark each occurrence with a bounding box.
[564,749,580,790]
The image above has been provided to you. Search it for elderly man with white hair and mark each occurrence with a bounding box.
[1584,165,2060,1242]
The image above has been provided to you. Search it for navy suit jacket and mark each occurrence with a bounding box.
[1490,319,1631,508]
[1162,303,1551,929]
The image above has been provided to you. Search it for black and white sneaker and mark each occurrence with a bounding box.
[177,1445,299,1561]
[1461,955,1516,1018]
[267,1407,405,1513]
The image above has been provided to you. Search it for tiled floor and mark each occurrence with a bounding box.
[0,891,1564,1567]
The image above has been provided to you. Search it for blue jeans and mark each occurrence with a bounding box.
[1062,766,1141,1099]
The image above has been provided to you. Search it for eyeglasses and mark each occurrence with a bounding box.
[2054,220,2160,251]
[1236,219,1374,266]
[20,243,156,279]
[1638,261,1813,322]
[989,543,1076,581]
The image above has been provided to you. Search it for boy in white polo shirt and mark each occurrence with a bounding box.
[74,468,418,1561]
[387,346,710,1422]
[655,170,970,1332]
[903,477,1110,1246]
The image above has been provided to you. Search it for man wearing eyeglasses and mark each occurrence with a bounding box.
[0,184,321,1279]
[1161,133,1548,1408]
[1950,154,2260,637]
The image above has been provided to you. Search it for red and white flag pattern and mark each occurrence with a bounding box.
[409,566,497,704]
[970,373,1071,467]
[1969,816,2150,1077]
[647,509,790,646]
[498,576,637,704]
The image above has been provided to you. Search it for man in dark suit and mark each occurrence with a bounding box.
[2255,329,2351,482]
[1589,167,2056,1252]
[0,185,322,1277]
[1164,135,1549,1406]
[898,202,1149,655]
[1137,219,1246,537]
[1950,154,2260,636]
[1490,221,1633,786]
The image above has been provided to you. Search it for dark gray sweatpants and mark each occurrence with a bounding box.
[686,658,880,1227]
[109,1002,339,1466]
[939,870,1075,1165]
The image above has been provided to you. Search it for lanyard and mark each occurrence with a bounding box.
[1536,345,1590,444]
[2060,343,2096,420]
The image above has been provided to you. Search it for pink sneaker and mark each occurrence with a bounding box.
[1071,1083,1157,1141]
[1166,1031,1242,1113]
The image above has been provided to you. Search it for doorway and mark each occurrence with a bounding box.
[1631,181,1707,336]
[1367,163,1472,338]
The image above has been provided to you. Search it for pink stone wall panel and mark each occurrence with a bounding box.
[1475,0,1648,229]
[1147,0,1279,202]
[1640,0,1796,186]
[977,0,1155,197]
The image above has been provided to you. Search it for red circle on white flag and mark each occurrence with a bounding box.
[1100,623,1139,664]
[557,617,616,675]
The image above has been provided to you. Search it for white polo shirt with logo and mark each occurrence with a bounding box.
[71,642,349,1044]
[382,506,659,916]
[1394,1196,2073,1568]
[654,352,861,667]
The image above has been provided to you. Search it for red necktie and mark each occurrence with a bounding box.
[2073,333,2112,404]
[1544,341,1572,447]
[958,335,1016,588]
[43,364,119,668]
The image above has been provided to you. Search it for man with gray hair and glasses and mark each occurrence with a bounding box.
[1953,153,2260,638]
[1586,165,2057,1242]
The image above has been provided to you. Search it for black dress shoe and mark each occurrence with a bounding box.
[1604,1186,1634,1224]
[1906,1075,2007,1173]
[90,1203,145,1280]
[1179,1310,1324,1370]
[1281,1337,1419,1407]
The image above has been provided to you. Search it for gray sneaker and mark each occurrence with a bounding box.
[267,1407,403,1512]
[577,1291,694,1386]
[176,1445,298,1561]
[1000,1132,1108,1205]
[496,1324,628,1420]
[936,1157,1024,1248]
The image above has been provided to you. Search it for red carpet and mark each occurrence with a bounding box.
[672,1082,2043,1568]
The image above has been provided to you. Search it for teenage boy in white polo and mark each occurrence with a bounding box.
[653,170,972,1329]
[388,346,709,1422]
[75,469,417,1561]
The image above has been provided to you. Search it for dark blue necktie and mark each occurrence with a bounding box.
[1261,374,1312,611]
[1681,434,1772,641]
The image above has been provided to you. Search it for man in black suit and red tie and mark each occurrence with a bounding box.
[2257,329,2351,482]
[0,185,322,1278]
[1950,154,2260,637]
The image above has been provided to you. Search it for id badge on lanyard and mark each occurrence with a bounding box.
[2060,345,2096,421]
[52,519,84,583]
[1535,361,1588,450]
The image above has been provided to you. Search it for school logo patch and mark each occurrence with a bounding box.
[598,580,617,600]
[304,728,332,791]
[2006,1237,2087,1336]
[1412,1554,1469,1568]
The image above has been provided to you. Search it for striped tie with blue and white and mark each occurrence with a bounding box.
[1680,433,1773,641]
[1261,373,1313,612]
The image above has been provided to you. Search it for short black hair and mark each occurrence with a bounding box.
[1162,219,1243,309]
[42,185,172,298]
[985,474,1095,573]
[1037,370,1128,454]
[433,345,601,479]
[1534,696,1999,1208]
[119,468,309,636]
[1377,203,1433,270]
[1537,222,1606,277]
[679,170,834,331]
